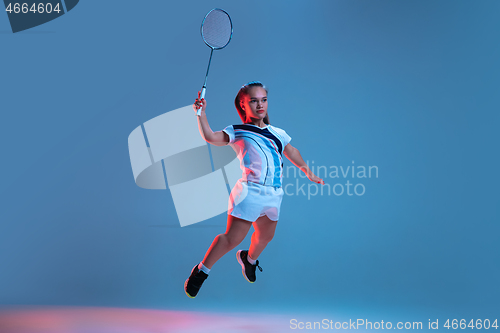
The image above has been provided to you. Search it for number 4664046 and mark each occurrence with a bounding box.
[6,3,62,14]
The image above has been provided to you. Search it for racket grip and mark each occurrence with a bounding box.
[196,87,206,116]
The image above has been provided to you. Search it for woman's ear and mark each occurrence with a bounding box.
[239,95,246,111]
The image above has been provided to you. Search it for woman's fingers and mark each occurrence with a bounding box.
[310,175,324,185]
[193,93,206,113]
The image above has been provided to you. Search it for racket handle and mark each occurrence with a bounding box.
[196,87,206,116]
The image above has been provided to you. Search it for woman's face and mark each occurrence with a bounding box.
[240,87,268,122]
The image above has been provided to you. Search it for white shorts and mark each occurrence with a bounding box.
[228,180,284,222]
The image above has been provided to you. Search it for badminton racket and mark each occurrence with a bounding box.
[196,8,233,116]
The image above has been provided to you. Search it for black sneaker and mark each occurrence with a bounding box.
[236,250,262,283]
[184,265,208,298]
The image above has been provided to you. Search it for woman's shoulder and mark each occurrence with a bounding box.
[268,125,292,144]
[268,124,288,133]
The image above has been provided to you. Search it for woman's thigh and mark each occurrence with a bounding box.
[225,214,253,243]
[252,214,278,241]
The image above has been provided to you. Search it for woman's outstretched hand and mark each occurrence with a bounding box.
[308,174,325,185]
[193,90,206,115]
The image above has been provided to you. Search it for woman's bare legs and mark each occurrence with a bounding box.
[202,215,252,269]
[248,214,278,261]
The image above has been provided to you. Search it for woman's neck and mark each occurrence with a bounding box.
[246,119,266,128]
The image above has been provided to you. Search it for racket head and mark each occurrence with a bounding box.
[201,8,233,50]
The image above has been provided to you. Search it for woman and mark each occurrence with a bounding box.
[185,81,324,298]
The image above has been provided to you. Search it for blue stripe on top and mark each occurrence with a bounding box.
[234,125,283,155]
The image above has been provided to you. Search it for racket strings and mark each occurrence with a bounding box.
[202,10,232,49]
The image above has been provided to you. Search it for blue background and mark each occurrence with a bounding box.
[1,0,499,327]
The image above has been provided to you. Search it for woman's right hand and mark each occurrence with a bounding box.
[193,90,206,115]
[308,173,325,185]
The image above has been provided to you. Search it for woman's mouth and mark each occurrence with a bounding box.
[257,110,265,113]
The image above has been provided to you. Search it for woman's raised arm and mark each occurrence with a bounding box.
[193,91,230,146]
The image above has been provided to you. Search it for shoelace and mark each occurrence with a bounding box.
[254,260,263,272]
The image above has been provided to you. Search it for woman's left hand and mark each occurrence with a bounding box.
[308,174,325,185]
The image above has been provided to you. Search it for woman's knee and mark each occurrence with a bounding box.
[256,232,274,244]
[224,233,244,249]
